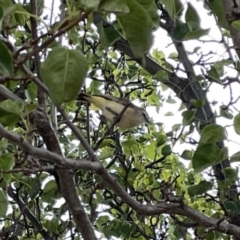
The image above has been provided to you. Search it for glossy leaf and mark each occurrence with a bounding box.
[0,100,24,126]
[161,145,172,157]
[0,40,13,76]
[95,19,121,48]
[99,0,129,13]
[230,151,240,162]
[0,153,14,170]
[181,150,192,160]
[41,180,59,202]
[117,0,154,58]
[182,110,195,126]
[190,99,205,108]
[25,82,38,102]
[192,143,223,172]
[200,124,226,144]
[137,0,159,27]
[220,106,233,119]
[232,20,240,31]
[154,70,169,82]
[208,0,229,30]
[184,28,210,41]
[234,113,240,135]
[188,180,213,197]
[154,132,166,147]
[0,190,8,217]
[222,168,237,183]
[0,99,23,113]
[0,108,21,126]
[185,3,200,27]
[41,47,88,105]
[173,19,189,41]
[224,200,240,214]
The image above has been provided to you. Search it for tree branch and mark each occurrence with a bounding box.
[1,123,240,238]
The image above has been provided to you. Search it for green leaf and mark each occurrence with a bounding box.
[184,28,210,41]
[188,180,213,197]
[0,153,14,170]
[95,19,121,48]
[207,64,223,83]
[181,150,192,160]
[14,5,28,26]
[173,19,190,41]
[117,0,154,58]
[185,3,200,28]
[2,0,17,18]
[175,0,184,17]
[168,52,178,60]
[172,123,181,131]
[0,99,23,115]
[146,142,156,160]
[24,104,37,115]
[161,145,172,157]
[165,111,173,116]
[75,0,100,10]
[182,110,195,126]
[99,139,114,149]
[209,0,229,30]
[222,168,237,183]
[41,180,59,202]
[230,151,240,162]
[137,0,159,27]
[200,124,226,143]
[0,100,23,126]
[25,82,38,102]
[166,97,176,104]
[0,190,8,217]
[99,0,129,13]
[224,200,240,214]
[160,0,176,20]
[231,20,240,31]
[43,219,59,232]
[0,108,21,126]
[190,99,205,108]
[192,143,222,172]
[154,132,166,147]
[220,105,233,119]
[154,70,169,82]
[0,5,4,30]
[99,147,114,160]
[0,40,13,76]
[41,47,88,105]
[96,215,109,230]
[234,113,240,135]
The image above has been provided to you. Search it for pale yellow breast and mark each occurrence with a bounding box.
[102,103,143,128]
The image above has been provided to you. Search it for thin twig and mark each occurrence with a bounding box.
[16,11,92,69]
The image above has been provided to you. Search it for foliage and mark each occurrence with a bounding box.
[0,0,239,239]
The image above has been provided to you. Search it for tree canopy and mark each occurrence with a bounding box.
[0,0,240,239]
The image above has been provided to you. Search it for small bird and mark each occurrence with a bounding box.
[77,93,150,129]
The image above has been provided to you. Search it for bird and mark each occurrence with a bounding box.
[77,93,150,129]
